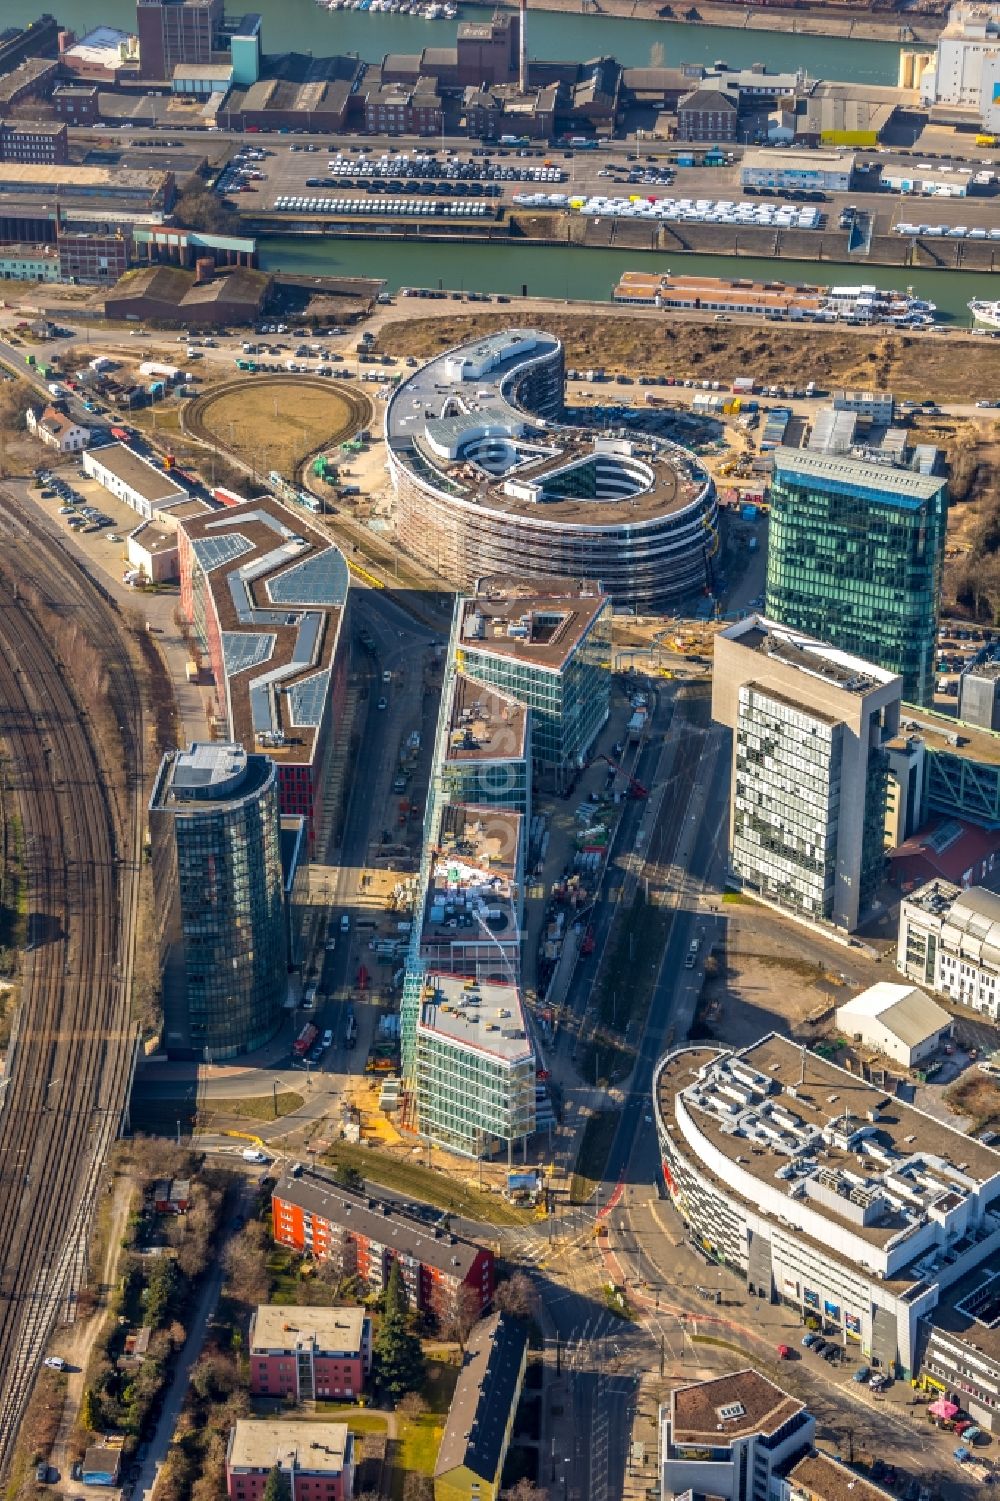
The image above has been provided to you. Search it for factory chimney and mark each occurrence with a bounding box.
[519,0,528,94]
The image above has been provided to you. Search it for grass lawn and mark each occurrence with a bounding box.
[195,379,364,474]
[395,1414,444,1484]
[321,1140,530,1228]
[196,1090,304,1123]
[422,1359,459,1414]
[570,1110,619,1204]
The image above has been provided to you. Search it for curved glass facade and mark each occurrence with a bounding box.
[387,330,718,610]
[150,744,287,1060]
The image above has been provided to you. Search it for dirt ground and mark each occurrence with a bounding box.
[376,314,1000,404]
[946,1070,1000,1133]
[694,901,886,1049]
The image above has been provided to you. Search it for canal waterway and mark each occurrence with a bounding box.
[258,236,996,322]
[10,0,903,80]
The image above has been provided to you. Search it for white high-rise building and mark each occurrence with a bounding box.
[712,617,902,931]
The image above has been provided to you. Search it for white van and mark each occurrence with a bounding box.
[242,1147,268,1164]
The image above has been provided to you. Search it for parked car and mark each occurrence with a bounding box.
[853,1366,871,1383]
[801,1332,818,1348]
[812,1338,828,1354]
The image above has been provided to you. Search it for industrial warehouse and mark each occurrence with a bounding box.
[385,329,718,609]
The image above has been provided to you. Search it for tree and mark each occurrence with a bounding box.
[441,1282,481,1354]
[396,1392,428,1420]
[374,1310,425,1402]
[384,1258,408,1318]
[173,187,242,237]
[502,1481,548,1501]
[80,1387,100,1433]
[493,1271,538,1322]
[224,1219,271,1306]
[262,1465,292,1501]
[333,1162,365,1193]
[403,1476,434,1501]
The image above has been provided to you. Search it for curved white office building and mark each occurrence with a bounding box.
[385,329,718,609]
[653,1036,1000,1378]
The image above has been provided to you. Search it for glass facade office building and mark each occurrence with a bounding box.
[150,743,287,1060]
[415,978,536,1159]
[766,451,947,707]
[456,605,612,790]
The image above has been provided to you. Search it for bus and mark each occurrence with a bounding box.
[345,1011,358,1049]
[293,1023,318,1057]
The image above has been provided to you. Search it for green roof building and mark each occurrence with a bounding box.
[765,450,947,707]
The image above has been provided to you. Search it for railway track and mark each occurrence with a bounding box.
[0,493,143,1471]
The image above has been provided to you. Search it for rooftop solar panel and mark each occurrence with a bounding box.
[190,532,254,573]
[287,669,331,727]
[222,631,276,677]
[267,547,349,607]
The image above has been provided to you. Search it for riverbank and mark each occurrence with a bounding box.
[256,236,1000,323]
[250,214,1000,278]
[465,0,941,44]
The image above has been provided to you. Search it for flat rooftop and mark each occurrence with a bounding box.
[130,520,180,556]
[386,329,711,529]
[742,148,856,173]
[898,703,1000,767]
[180,498,348,768]
[787,1452,897,1501]
[88,443,186,507]
[250,1304,366,1355]
[272,1165,485,1278]
[446,674,528,763]
[656,1034,1000,1269]
[421,806,522,962]
[459,579,607,672]
[0,163,167,192]
[228,1420,350,1475]
[720,615,899,694]
[923,1264,1000,1367]
[151,742,273,811]
[670,1369,805,1445]
[772,447,945,506]
[418,972,533,1065]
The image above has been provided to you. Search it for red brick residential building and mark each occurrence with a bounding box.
[249,1305,370,1401]
[272,1168,495,1321]
[226,1421,353,1501]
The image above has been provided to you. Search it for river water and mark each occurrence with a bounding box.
[257,236,996,322]
[8,0,902,79]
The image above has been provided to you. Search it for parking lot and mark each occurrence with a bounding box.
[211,134,1000,247]
[216,138,682,215]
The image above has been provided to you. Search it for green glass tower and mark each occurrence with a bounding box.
[765,450,947,706]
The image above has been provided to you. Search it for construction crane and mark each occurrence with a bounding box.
[595,753,648,799]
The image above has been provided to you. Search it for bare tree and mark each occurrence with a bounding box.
[441,1282,482,1354]
[224,1219,271,1306]
[493,1271,538,1322]
[403,1476,434,1501]
[502,1481,548,1501]
[396,1392,428,1420]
